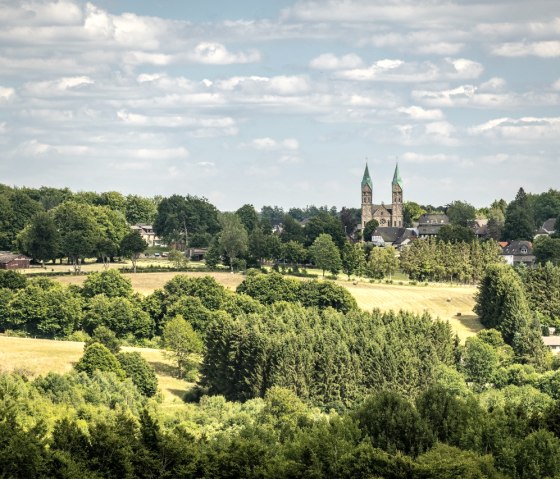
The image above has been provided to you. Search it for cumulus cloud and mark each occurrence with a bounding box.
[0,86,16,102]
[241,137,300,151]
[469,117,560,141]
[23,76,94,96]
[491,41,560,57]
[401,152,459,164]
[187,42,260,64]
[336,58,482,82]
[309,53,364,70]
[398,106,444,121]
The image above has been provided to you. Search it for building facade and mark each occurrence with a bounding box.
[361,164,404,231]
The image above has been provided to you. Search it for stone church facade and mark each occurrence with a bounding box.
[361,163,404,230]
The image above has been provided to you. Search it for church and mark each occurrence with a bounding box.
[361,163,404,230]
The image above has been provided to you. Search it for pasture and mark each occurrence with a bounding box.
[0,336,192,404]
[52,270,481,340]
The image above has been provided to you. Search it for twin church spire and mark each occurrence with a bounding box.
[361,163,404,230]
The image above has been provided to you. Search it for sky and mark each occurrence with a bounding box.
[0,0,559,211]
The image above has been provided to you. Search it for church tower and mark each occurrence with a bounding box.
[361,164,373,230]
[391,163,404,227]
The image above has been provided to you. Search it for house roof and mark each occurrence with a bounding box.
[542,336,560,347]
[373,227,417,244]
[418,224,445,235]
[542,218,557,233]
[0,253,30,264]
[418,213,449,225]
[502,240,533,255]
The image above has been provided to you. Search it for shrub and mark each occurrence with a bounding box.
[75,343,125,379]
[117,352,158,397]
[0,270,27,290]
[85,325,121,354]
[81,269,133,299]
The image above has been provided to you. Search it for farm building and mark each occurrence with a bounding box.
[0,252,31,270]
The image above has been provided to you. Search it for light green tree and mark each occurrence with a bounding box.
[218,212,248,272]
[309,233,342,277]
[342,241,366,279]
[162,315,203,378]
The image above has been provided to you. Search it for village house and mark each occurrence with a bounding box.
[500,240,535,266]
[130,224,165,247]
[417,213,449,239]
[371,227,417,249]
[534,218,557,239]
[0,252,31,270]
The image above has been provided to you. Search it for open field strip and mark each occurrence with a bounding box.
[50,268,480,339]
[0,335,192,404]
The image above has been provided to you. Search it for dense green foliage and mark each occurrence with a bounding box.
[237,272,357,312]
[400,238,502,283]
[201,304,454,405]
[116,352,158,397]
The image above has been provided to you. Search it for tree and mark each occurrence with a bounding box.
[125,194,157,225]
[446,200,476,227]
[309,233,342,277]
[83,295,153,339]
[0,189,42,250]
[280,214,305,244]
[82,269,133,298]
[117,352,158,397]
[342,242,366,279]
[18,211,60,263]
[6,283,83,337]
[248,227,268,265]
[85,325,121,354]
[403,201,426,227]
[236,204,259,232]
[162,315,203,378]
[304,212,346,249]
[362,219,379,242]
[503,187,535,241]
[339,207,360,237]
[437,224,476,243]
[533,236,560,265]
[120,231,148,273]
[204,235,222,268]
[75,343,125,379]
[475,264,531,344]
[168,249,188,269]
[367,247,399,280]
[282,240,307,269]
[219,212,248,272]
[153,194,220,248]
[53,202,101,271]
[461,337,498,390]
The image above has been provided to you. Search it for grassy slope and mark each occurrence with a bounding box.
[0,336,192,405]
[2,271,480,402]
[54,271,481,340]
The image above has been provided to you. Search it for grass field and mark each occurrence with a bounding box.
[52,270,481,339]
[0,336,192,404]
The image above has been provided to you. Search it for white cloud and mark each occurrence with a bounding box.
[469,116,560,141]
[24,76,94,96]
[491,41,560,57]
[479,77,507,91]
[553,79,560,90]
[336,58,482,82]
[241,137,300,151]
[187,42,260,65]
[309,53,364,70]
[397,121,459,146]
[402,152,459,164]
[0,86,16,102]
[398,106,444,121]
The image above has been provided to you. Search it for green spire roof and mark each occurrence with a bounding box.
[392,163,403,188]
[361,164,373,190]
